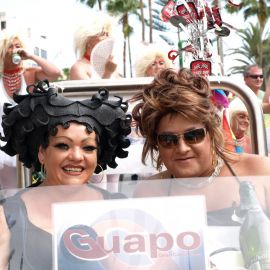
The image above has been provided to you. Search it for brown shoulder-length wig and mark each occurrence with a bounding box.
[131,68,234,169]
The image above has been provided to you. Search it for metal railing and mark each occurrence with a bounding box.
[17,76,267,187]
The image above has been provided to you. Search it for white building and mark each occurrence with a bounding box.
[0,10,49,64]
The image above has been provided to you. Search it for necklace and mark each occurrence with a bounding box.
[1,68,24,97]
[83,52,90,61]
[172,156,224,189]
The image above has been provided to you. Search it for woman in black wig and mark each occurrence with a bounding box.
[0,80,131,269]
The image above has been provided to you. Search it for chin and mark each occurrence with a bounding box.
[60,179,88,186]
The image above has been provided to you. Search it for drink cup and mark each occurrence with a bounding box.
[12,53,21,65]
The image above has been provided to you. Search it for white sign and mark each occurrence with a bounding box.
[53,195,207,270]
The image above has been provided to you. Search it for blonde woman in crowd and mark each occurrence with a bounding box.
[134,42,174,77]
[70,12,120,80]
[229,98,252,153]
[0,29,61,188]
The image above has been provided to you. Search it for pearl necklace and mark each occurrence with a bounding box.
[1,68,24,97]
[172,156,224,189]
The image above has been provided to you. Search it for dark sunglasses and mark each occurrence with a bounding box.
[157,128,207,148]
[248,74,263,79]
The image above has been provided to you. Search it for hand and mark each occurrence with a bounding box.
[104,55,117,78]
[13,48,32,60]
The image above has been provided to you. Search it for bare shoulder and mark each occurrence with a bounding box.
[70,60,90,80]
[234,153,270,176]
[70,60,83,73]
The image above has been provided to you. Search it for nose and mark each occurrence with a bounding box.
[243,117,249,123]
[69,147,83,161]
[175,136,191,153]
[243,119,249,126]
[241,115,249,124]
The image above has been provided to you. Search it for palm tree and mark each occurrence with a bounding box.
[107,0,141,77]
[148,0,153,42]
[78,0,103,10]
[151,0,175,45]
[226,0,270,33]
[63,68,70,80]
[139,0,146,41]
[225,0,270,64]
[227,22,270,79]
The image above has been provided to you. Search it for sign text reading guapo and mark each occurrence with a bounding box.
[60,224,202,260]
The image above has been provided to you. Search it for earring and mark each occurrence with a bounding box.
[41,164,46,180]
[31,171,43,184]
[211,141,217,168]
[158,163,163,173]
[31,164,46,185]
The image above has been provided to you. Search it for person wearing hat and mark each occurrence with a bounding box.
[0,81,131,269]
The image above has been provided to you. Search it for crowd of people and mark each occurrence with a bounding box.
[0,15,269,187]
[0,12,269,185]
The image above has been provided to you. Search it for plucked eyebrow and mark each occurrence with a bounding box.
[52,136,96,144]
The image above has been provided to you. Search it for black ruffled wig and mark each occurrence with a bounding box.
[0,80,131,174]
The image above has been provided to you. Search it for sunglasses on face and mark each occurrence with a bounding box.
[157,128,207,148]
[247,74,263,79]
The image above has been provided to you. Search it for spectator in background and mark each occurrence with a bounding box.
[134,42,174,77]
[263,77,270,154]
[243,64,270,118]
[263,75,270,104]
[243,64,265,100]
[70,12,120,80]
[0,29,61,188]
[0,29,61,101]
[263,79,270,153]
[229,98,252,154]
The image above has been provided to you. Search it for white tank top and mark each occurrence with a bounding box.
[0,74,27,168]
